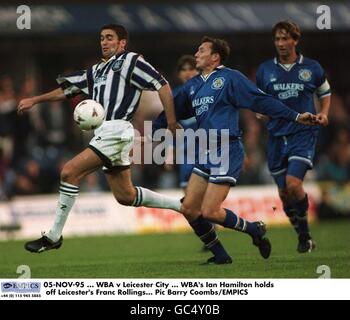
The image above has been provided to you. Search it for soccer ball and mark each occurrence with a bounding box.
[73,99,105,131]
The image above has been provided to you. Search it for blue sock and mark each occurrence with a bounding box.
[284,205,300,235]
[189,215,230,258]
[293,194,309,235]
[222,208,258,237]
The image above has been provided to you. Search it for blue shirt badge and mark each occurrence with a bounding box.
[211,77,225,90]
[298,69,312,82]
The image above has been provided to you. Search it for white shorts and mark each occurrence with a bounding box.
[89,120,134,171]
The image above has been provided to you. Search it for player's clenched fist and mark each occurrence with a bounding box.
[17,97,36,115]
[316,113,329,126]
[296,112,320,125]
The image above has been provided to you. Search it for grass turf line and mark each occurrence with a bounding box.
[0,221,349,278]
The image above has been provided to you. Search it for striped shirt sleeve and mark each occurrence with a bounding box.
[130,56,167,91]
[56,70,90,98]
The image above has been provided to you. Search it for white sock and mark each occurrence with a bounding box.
[132,187,181,212]
[47,182,79,242]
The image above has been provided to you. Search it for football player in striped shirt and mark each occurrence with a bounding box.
[17,24,183,253]
[256,21,331,253]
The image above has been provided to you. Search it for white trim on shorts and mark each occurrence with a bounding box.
[209,176,237,185]
[288,156,313,168]
[270,168,287,177]
[193,167,210,178]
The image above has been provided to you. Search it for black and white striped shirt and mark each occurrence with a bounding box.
[57,51,167,121]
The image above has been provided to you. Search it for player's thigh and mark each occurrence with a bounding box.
[62,147,103,180]
[105,167,136,202]
[287,160,309,183]
[201,182,230,214]
[182,173,208,214]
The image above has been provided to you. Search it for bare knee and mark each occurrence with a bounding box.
[61,161,78,184]
[286,176,304,199]
[181,201,201,221]
[201,205,220,222]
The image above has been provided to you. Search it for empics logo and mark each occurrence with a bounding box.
[1,282,41,293]
[2,283,13,290]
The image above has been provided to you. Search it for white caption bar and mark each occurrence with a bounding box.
[0,279,349,300]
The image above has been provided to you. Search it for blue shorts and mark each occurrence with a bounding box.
[193,138,244,186]
[268,130,318,187]
[179,163,194,188]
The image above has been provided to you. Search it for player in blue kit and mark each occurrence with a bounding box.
[256,21,331,253]
[154,55,212,252]
[161,37,319,264]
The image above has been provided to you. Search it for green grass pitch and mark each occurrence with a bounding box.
[1,220,349,278]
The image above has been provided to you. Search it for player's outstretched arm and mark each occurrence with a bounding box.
[296,112,320,125]
[157,83,180,136]
[17,88,66,115]
[316,95,331,126]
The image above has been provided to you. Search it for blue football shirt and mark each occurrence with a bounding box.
[256,54,331,136]
[174,66,300,138]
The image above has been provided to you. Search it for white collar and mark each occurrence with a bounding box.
[200,65,225,81]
